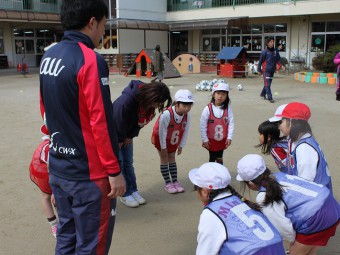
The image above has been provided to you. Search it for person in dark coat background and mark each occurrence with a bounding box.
[152,45,165,82]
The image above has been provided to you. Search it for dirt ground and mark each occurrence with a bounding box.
[0,69,339,255]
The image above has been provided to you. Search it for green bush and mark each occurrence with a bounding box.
[312,45,340,73]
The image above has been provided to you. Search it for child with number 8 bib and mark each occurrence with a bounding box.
[189,162,285,255]
[237,154,340,255]
[152,89,194,194]
[200,82,234,164]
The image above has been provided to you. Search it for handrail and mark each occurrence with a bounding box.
[168,0,311,12]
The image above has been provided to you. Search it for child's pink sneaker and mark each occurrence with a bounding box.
[173,181,184,193]
[164,183,177,194]
[51,224,57,238]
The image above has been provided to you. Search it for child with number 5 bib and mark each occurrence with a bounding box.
[200,82,234,164]
[237,154,340,255]
[152,90,194,194]
[189,162,285,255]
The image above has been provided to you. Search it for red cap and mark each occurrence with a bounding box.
[276,102,311,121]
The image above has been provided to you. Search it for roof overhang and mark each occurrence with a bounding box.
[107,19,169,31]
[0,10,60,23]
[168,17,249,31]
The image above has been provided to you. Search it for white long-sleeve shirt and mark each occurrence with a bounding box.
[290,133,318,182]
[158,106,191,149]
[256,192,296,243]
[200,104,234,142]
[196,192,230,255]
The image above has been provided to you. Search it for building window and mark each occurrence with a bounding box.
[311,21,340,52]
[98,29,117,49]
[36,29,55,54]
[227,23,287,52]
[13,28,55,54]
[201,29,226,52]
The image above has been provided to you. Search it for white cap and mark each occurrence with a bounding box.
[189,162,231,189]
[174,89,195,103]
[269,104,288,122]
[44,42,58,52]
[212,82,229,94]
[236,154,266,181]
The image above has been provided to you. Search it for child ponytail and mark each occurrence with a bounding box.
[227,185,262,212]
[253,168,283,206]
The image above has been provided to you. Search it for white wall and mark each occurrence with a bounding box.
[118,29,145,53]
[2,23,14,67]
[117,0,167,21]
[118,29,168,54]
[192,30,200,54]
[145,30,168,52]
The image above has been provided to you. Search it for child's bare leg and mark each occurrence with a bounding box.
[41,192,55,218]
[307,247,320,255]
[290,241,315,255]
[168,152,176,164]
[41,192,58,238]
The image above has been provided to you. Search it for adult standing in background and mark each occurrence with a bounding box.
[39,0,125,254]
[152,45,165,82]
[258,37,285,103]
[333,51,340,101]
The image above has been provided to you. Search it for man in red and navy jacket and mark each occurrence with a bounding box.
[258,37,285,103]
[39,0,125,254]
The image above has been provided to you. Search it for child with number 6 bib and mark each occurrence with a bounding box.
[200,82,234,164]
[189,162,285,255]
[152,90,194,194]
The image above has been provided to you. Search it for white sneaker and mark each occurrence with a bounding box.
[132,191,146,205]
[120,195,139,208]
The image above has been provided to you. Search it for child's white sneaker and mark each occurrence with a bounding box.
[120,195,139,208]
[132,191,146,205]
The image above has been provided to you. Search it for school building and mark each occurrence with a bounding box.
[1,0,340,71]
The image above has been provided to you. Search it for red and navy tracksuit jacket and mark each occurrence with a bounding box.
[40,31,120,181]
[258,47,282,74]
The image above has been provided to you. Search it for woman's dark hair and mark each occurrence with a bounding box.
[289,119,313,142]
[256,120,281,154]
[211,91,230,109]
[61,0,108,30]
[155,45,161,51]
[197,185,262,212]
[137,82,172,114]
[250,168,284,206]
